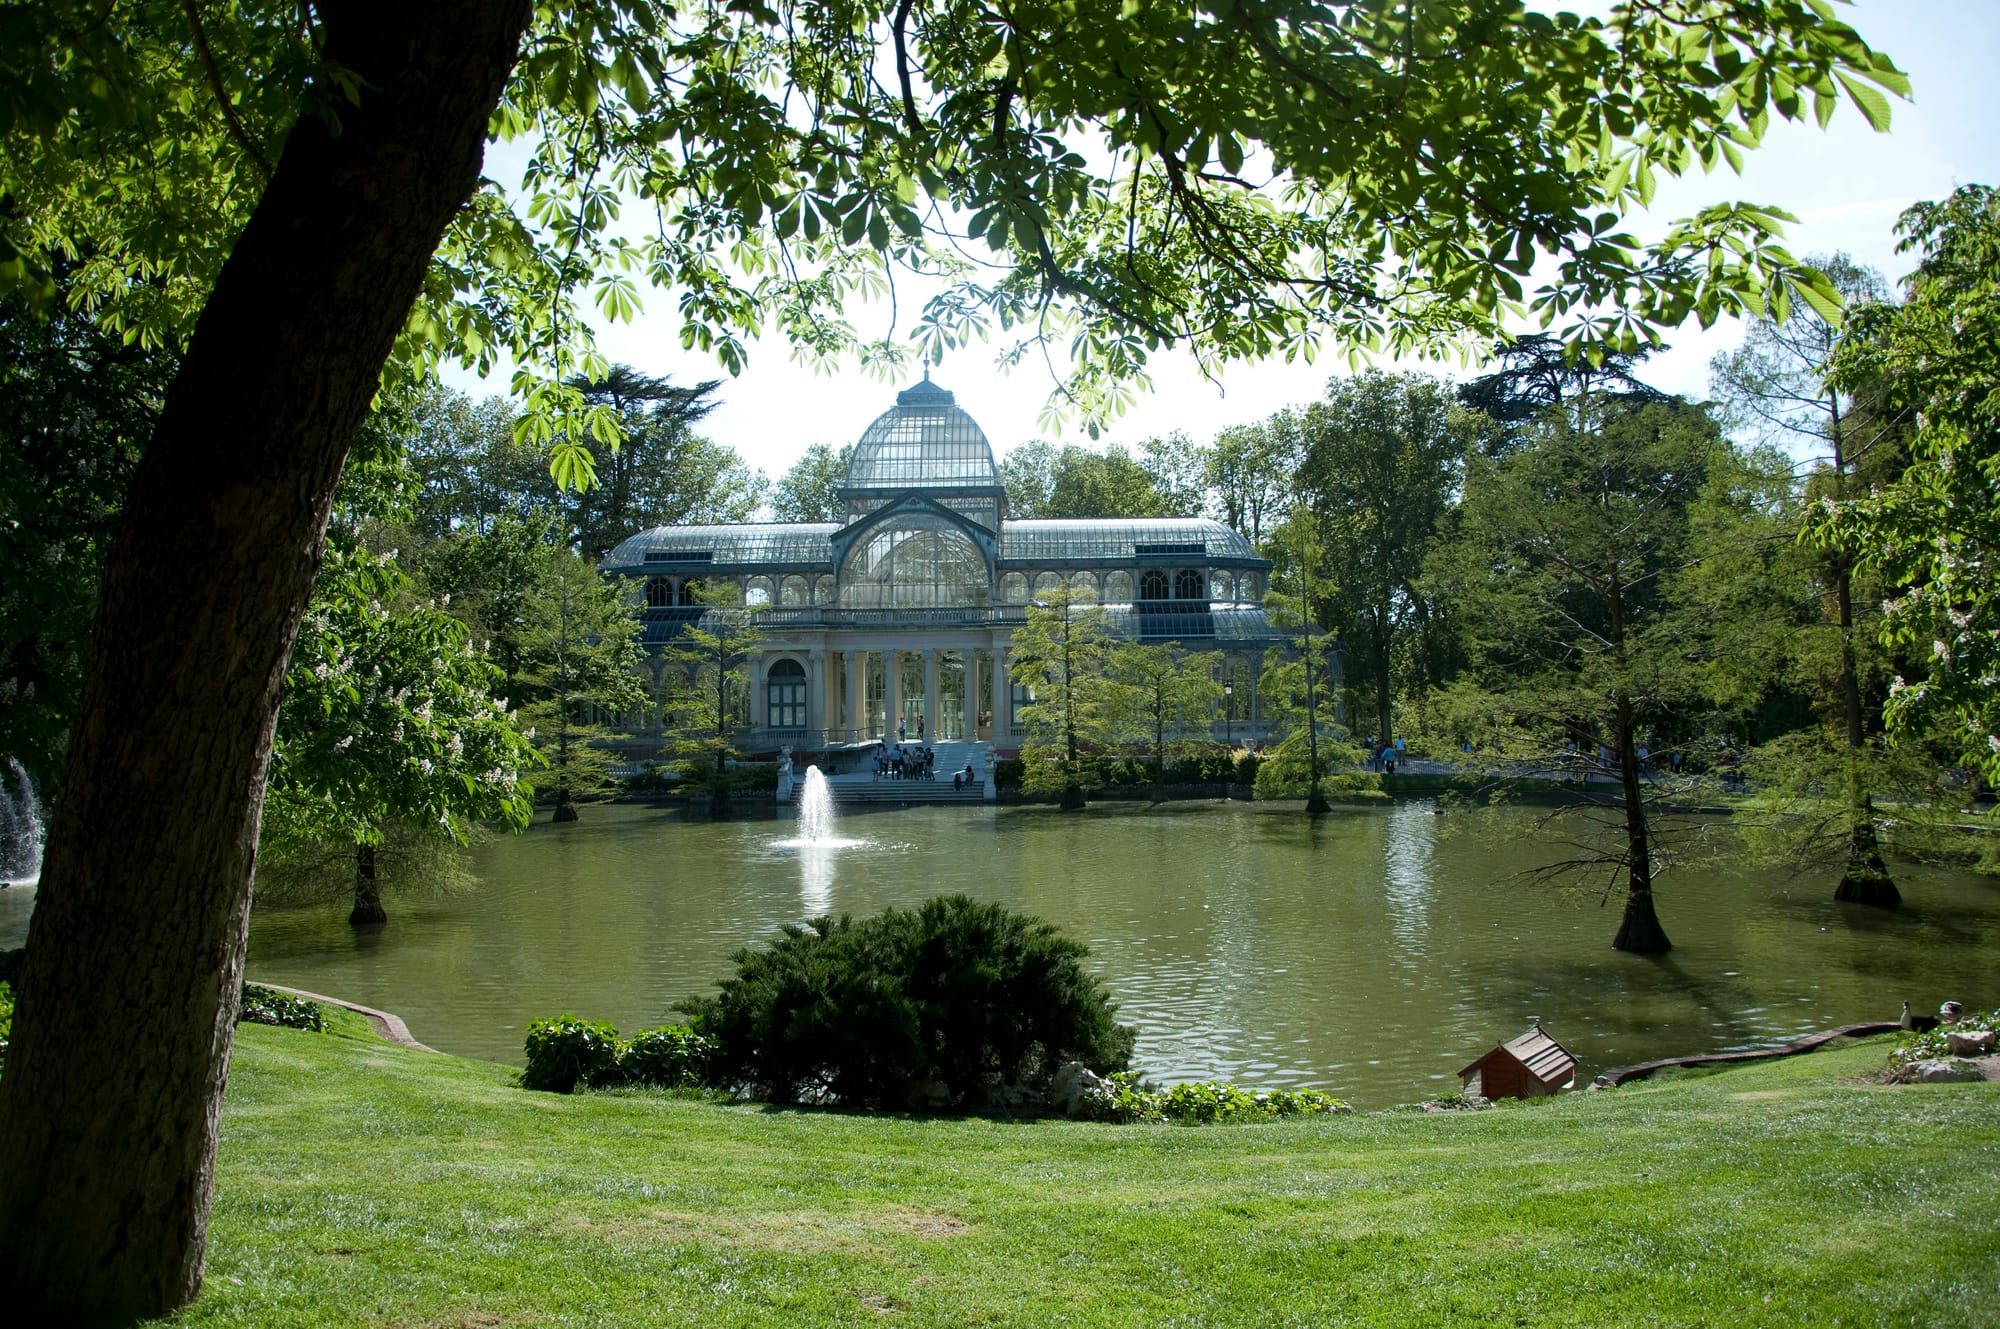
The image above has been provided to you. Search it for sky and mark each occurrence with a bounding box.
[447,0,2000,485]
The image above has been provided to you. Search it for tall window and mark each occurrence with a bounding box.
[766,659,807,729]
[646,576,674,607]
[1175,568,1203,600]
[677,578,703,606]
[1139,569,1169,601]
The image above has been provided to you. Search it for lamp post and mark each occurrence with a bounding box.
[1224,681,1234,748]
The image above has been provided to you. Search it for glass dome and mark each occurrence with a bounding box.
[843,377,1002,494]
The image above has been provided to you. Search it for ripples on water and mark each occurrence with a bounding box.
[11,799,1992,1107]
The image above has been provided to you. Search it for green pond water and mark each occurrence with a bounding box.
[221,798,1999,1107]
[4,798,1992,1106]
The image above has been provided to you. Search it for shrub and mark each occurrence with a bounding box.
[0,980,12,1066]
[1163,746,1237,786]
[1080,1070,1351,1125]
[1232,751,1261,787]
[680,894,1134,1111]
[523,1015,622,1093]
[238,983,327,1032]
[665,761,779,794]
[620,1024,717,1088]
[992,758,1025,789]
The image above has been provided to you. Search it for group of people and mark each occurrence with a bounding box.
[874,743,933,779]
[870,742,980,790]
[1363,735,1407,774]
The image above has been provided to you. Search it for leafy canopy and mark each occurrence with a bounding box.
[1814,185,2000,781]
[3,0,1905,460]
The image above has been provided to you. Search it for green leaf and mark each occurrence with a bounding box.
[1836,72,1893,132]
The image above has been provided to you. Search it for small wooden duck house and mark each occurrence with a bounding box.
[1458,1022,1578,1100]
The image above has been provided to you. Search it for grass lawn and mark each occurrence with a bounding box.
[176,1009,1999,1327]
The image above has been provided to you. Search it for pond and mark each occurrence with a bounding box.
[6,799,1996,1106]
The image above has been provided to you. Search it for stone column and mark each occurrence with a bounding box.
[745,649,764,731]
[955,652,970,740]
[848,649,867,739]
[807,647,827,737]
[922,648,940,742]
[883,649,900,739]
[995,643,1013,736]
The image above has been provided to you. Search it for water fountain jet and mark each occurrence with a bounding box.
[2,757,45,887]
[797,766,837,844]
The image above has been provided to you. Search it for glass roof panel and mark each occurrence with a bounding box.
[1000,518,1260,563]
[602,523,837,571]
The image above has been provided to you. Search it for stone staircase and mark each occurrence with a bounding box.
[799,740,991,805]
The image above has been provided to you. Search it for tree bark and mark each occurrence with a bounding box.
[348,842,387,926]
[0,3,533,1318]
[1609,690,1671,953]
[1829,559,1898,908]
[1823,407,1897,908]
[1604,566,1670,953]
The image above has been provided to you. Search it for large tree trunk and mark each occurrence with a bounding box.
[1609,693,1671,953]
[349,842,387,926]
[0,4,533,1318]
[1375,609,1393,751]
[1829,561,1899,908]
[1604,566,1669,953]
[711,744,733,819]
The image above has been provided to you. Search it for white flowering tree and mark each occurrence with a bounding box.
[266,529,537,926]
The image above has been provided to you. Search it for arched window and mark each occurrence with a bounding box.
[1104,570,1133,603]
[1069,571,1099,601]
[780,575,808,607]
[1210,569,1233,602]
[1139,569,1169,601]
[837,514,989,608]
[814,575,836,605]
[1001,571,1029,603]
[1236,572,1259,603]
[1175,568,1203,600]
[646,576,675,607]
[1032,571,1062,598]
[677,577,703,607]
[745,576,774,607]
[766,659,807,729]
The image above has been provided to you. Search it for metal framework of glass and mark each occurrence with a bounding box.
[838,513,990,609]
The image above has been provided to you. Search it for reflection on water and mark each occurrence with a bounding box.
[13,799,1992,1107]
[796,843,837,917]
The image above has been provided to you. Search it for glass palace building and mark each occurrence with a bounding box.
[601,377,1293,754]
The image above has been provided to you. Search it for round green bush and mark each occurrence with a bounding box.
[679,894,1134,1111]
[522,1015,621,1093]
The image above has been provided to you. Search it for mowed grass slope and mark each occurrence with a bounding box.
[180,1010,1999,1327]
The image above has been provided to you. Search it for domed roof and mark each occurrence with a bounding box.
[842,377,1002,493]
